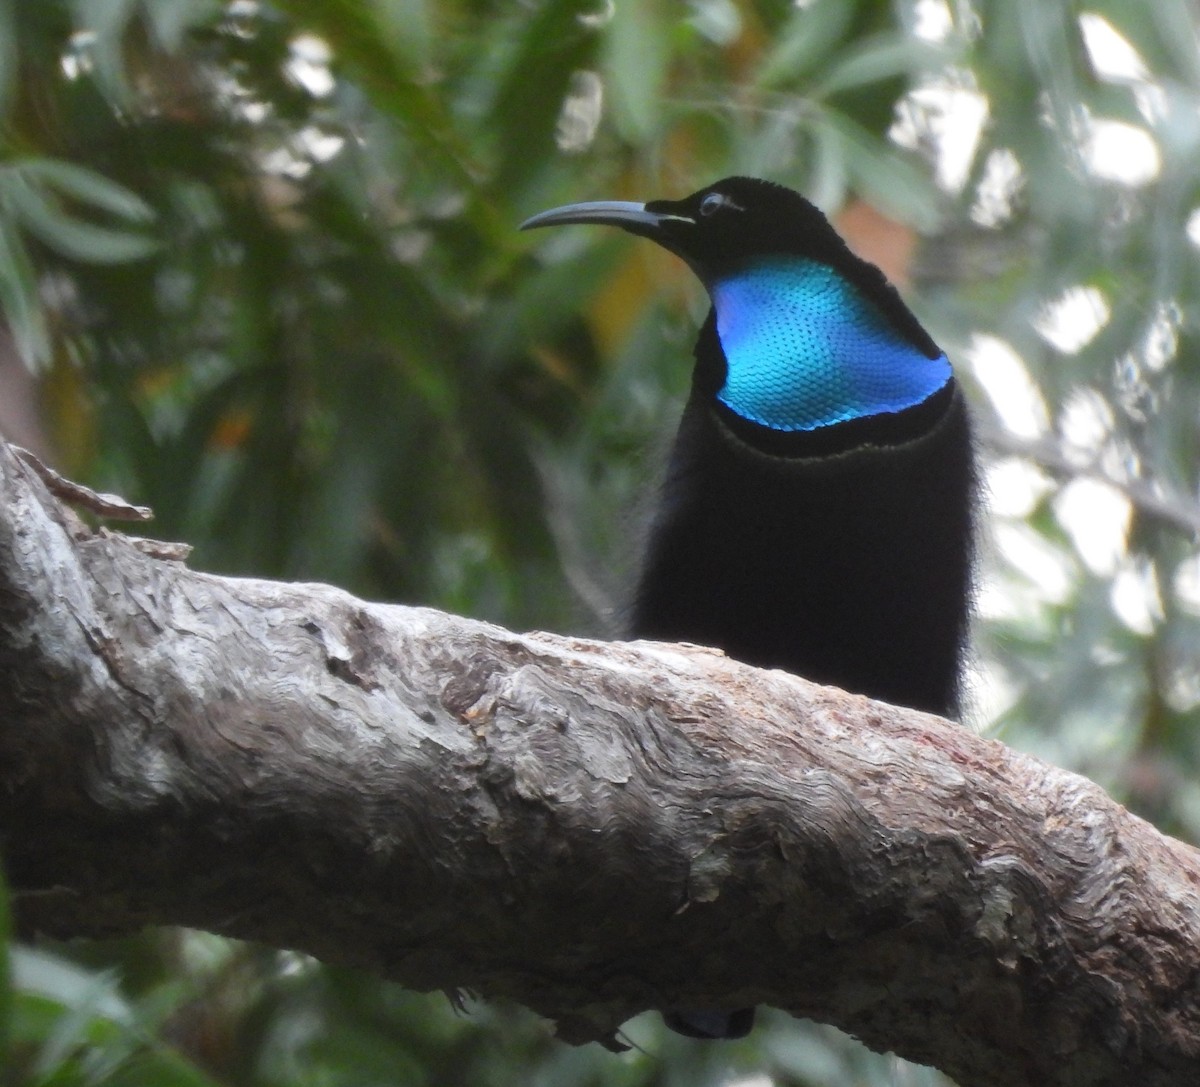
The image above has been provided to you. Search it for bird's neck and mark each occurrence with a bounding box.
[707,258,951,433]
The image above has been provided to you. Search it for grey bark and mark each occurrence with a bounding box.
[1,434,1199,1087]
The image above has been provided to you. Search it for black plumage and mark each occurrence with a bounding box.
[521,177,974,1039]
[635,315,972,718]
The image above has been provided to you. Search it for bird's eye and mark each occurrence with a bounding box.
[699,192,726,217]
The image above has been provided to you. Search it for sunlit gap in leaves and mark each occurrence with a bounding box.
[970,148,1024,228]
[60,30,97,80]
[890,67,988,194]
[1034,286,1110,356]
[287,34,336,98]
[1077,11,1164,186]
[224,0,261,39]
[1186,209,1200,247]
[556,71,604,153]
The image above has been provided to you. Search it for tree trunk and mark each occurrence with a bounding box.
[1,435,1198,1087]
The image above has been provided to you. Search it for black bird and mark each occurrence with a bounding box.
[521,177,974,1040]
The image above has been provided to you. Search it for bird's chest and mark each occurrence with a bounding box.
[676,430,916,591]
[709,260,951,433]
[635,388,974,691]
[665,399,936,555]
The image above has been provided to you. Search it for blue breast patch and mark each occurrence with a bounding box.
[709,259,951,432]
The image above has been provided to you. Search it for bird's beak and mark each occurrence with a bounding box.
[519,200,693,235]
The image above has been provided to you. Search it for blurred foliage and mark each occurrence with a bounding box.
[2,0,1200,1084]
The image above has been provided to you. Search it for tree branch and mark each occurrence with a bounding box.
[1,435,1199,1087]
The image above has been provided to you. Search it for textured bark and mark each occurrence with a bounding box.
[1,436,1199,1087]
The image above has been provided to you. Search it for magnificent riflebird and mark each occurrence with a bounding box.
[521,177,974,1040]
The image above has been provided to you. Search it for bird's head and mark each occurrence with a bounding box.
[521,176,940,372]
[520,176,854,286]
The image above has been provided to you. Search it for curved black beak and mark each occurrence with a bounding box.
[519,200,694,236]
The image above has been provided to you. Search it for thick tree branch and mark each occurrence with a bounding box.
[1,436,1199,1087]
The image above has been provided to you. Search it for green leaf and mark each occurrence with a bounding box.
[18,158,156,224]
[1147,0,1200,84]
[12,947,131,1076]
[813,34,944,98]
[754,0,856,90]
[366,0,434,72]
[803,109,852,212]
[109,1049,228,1087]
[6,173,159,263]
[604,0,671,142]
[825,110,940,229]
[0,217,51,368]
[11,947,223,1087]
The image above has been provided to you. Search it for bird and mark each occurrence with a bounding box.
[520,177,974,1040]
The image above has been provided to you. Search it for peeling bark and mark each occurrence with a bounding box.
[1,436,1199,1087]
